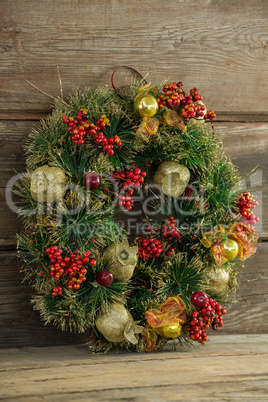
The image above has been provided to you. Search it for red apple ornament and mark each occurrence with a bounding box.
[191,291,208,308]
[96,270,114,286]
[84,171,100,190]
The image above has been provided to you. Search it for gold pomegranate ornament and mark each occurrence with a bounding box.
[203,267,238,295]
[30,165,66,203]
[95,303,143,344]
[103,241,138,281]
[153,161,190,197]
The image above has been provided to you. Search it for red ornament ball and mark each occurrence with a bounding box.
[191,291,208,308]
[84,171,100,189]
[96,270,114,286]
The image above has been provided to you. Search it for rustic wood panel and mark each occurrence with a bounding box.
[1,120,267,249]
[0,335,268,400]
[0,244,267,348]
[1,0,268,113]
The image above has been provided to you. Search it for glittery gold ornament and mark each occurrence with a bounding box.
[95,303,143,344]
[134,93,159,118]
[157,324,182,340]
[153,161,190,197]
[103,241,138,281]
[203,267,238,295]
[223,238,239,261]
[30,165,66,203]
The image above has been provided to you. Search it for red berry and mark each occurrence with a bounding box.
[96,270,114,286]
[191,291,208,308]
[84,172,101,190]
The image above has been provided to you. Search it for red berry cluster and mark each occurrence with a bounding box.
[157,81,216,122]
[52,286,62,297]
[237,191,259,225]
[190,87,203,101]
[181,100,207,120]
[46,246,96,295]
[205,110,216,121]
[62,108,90,145]
[112,166,146,210]
[157,81,184,109]
[62,111,121,155]
[187,298,226,344]
[162,216,181,240]
[93,115,122,156]
[138,237,163,260]
[167,247,175,256]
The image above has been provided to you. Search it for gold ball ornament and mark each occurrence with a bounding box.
[95,303,143,344]
[223,238,239,261]
[153,161,190,197]
[30,165,66,203]
[103,241,138,281]
[157,324,182,340]
[134,93,159,118]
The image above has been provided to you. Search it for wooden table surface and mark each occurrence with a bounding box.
[1,335,267,401]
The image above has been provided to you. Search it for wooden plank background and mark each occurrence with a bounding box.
[0,0,267,348]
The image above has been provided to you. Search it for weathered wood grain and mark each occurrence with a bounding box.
[1,0,268,113]
[0,335,268,401]
[0,244,267,348]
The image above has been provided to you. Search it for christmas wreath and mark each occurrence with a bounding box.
[16,68,259,353]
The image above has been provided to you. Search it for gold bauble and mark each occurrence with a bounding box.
[223,238,239,261]
[103,241,138,281]
[157,324,182,340]
[95,303,143,344]
[30,165,66,203]
[153,161,190,197]
[134,93,159,118]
